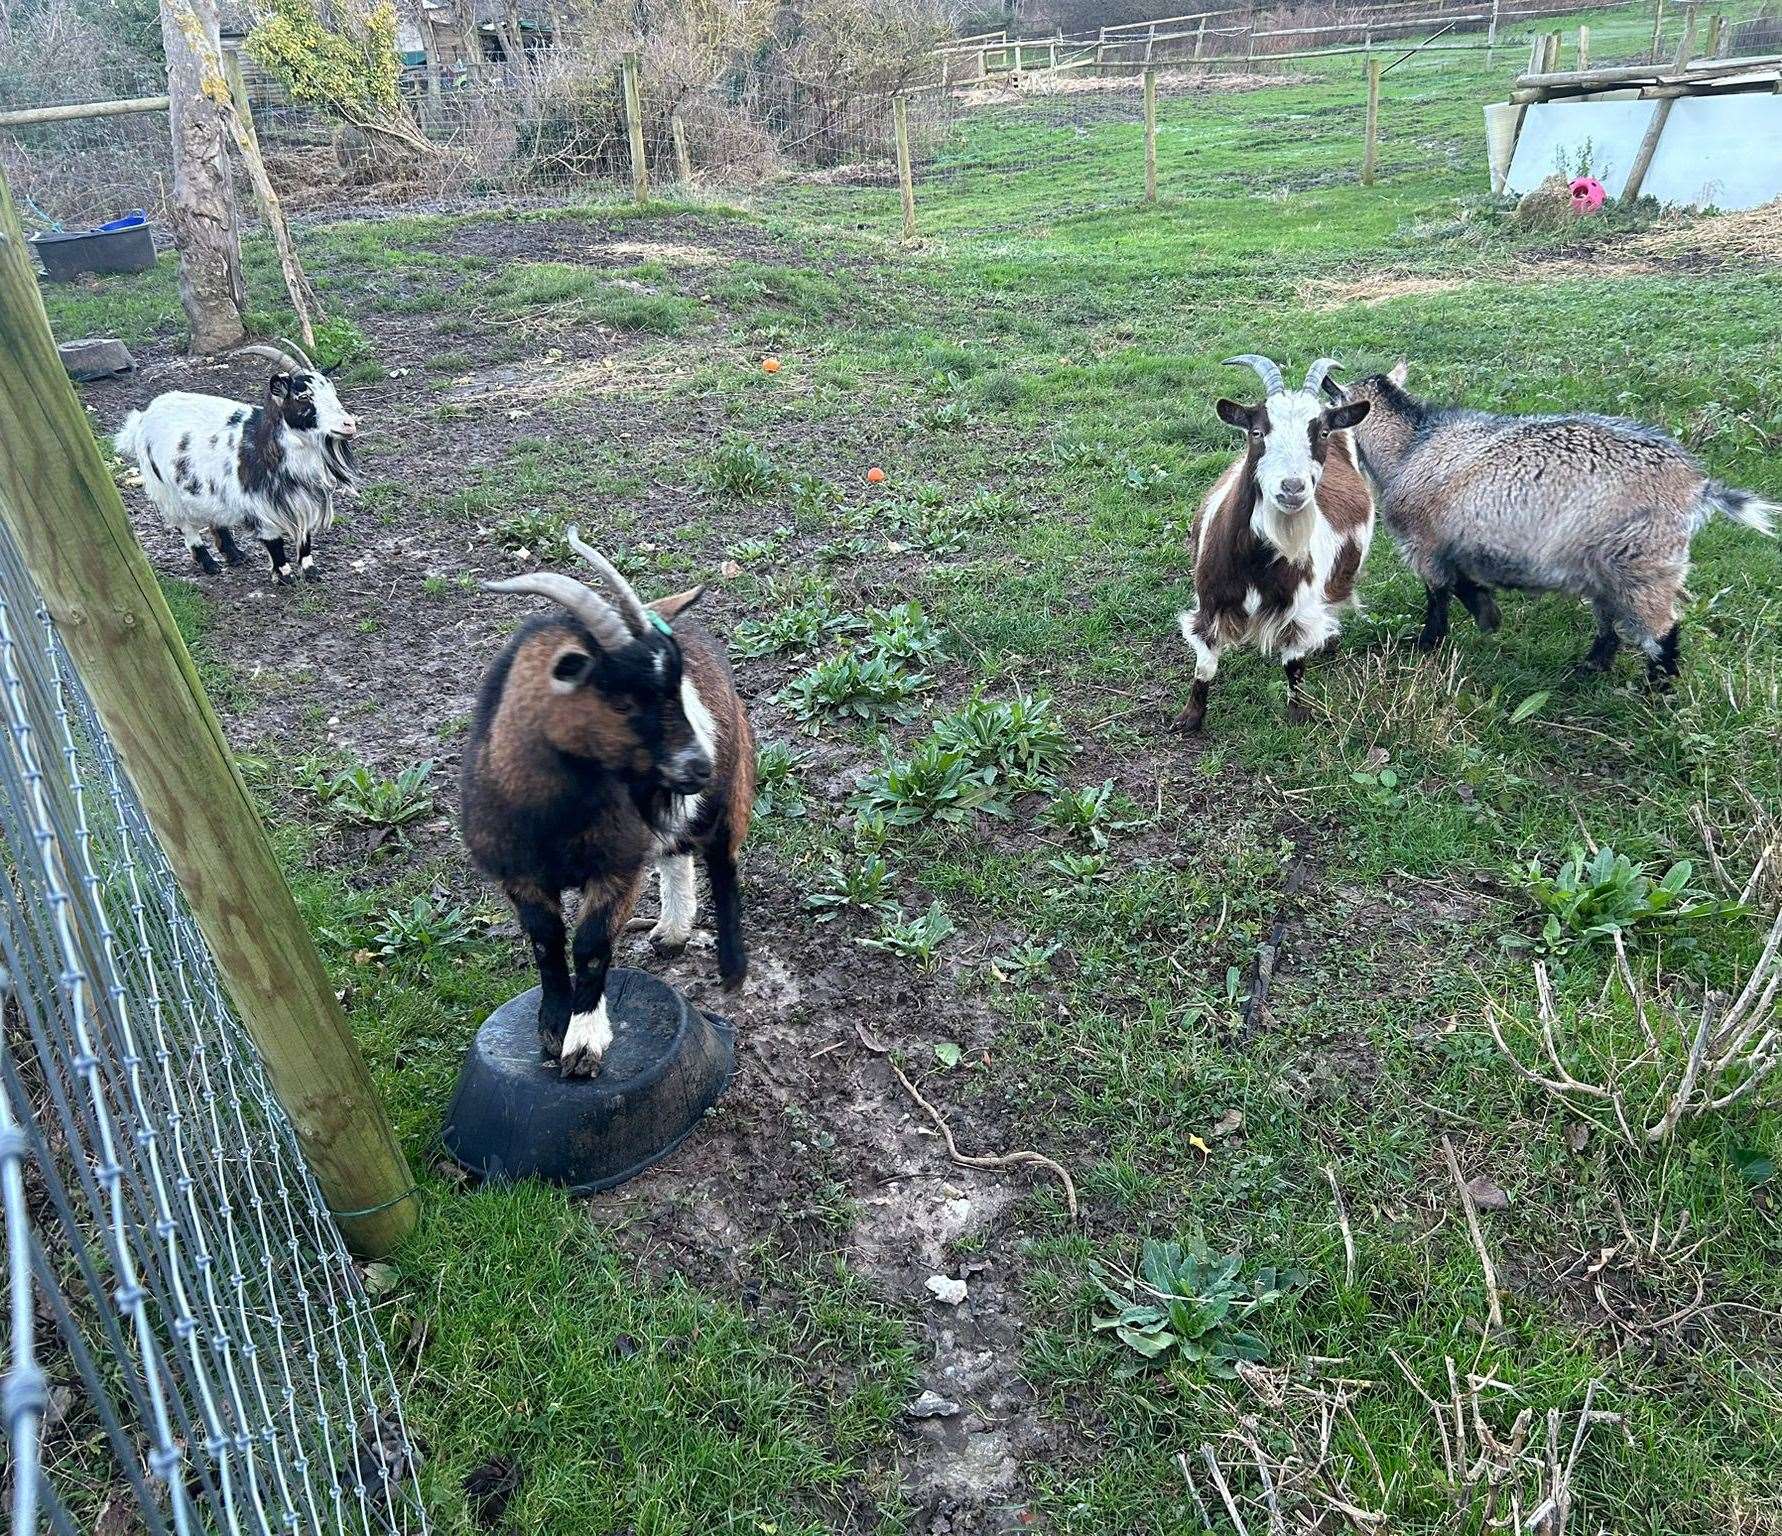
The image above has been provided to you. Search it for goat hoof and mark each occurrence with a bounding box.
[649,933,689,959]
[1285,701,1311,725]
[1474,600,1502,633]
[1172,706,1205,734]
[720,966,748,994]
[1413,631,1444,653]
[558,1047,604,1079]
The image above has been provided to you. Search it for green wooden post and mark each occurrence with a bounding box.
[0,168,416,1258]
[1143,67,1158,204]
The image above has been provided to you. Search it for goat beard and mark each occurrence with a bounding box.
[323,434,358,490]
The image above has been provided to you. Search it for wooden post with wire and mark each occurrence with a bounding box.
[1625,7,1698,201]
[671,111,692,187]
[0,167,417,1259]
[1576,24,1590,69]
[1143,67,1158,203]
[894,93,917,241]
[1361,55,1381,186]
[1651,0,1668,61]
[621,51,649,204]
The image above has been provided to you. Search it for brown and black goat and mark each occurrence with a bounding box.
[1176,355,1375,731]
[461,529,755,1077]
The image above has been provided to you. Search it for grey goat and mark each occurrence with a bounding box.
[1324,362,1776,680]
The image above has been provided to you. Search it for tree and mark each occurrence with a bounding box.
[159,0,246,352]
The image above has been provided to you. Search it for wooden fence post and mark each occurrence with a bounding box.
[1625,8,1698,201]
[1143,67,1158,203]
[621,50,649,204]
[1576,24,1590,68]
[1194,15,1207,59]
[1703,12,1724,55]
[1486,0,1500,64]
[894,93,917,241]
[0,168,416,1259]
[671,111,692,186]
[1650,0,1668,62]
[1542,31,1561,71]
[1361,56,1381,186]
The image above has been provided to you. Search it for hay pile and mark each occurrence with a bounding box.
[1514,174,1577,231]
[1631,199,1782,265]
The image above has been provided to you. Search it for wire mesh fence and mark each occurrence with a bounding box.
[0,0,1774,234]
[0,513,427,1536]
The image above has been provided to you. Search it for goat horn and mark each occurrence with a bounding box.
[1303,357,1344,396]
[564,525,650,634]
[481,573,634,653]
[275,335,318,373]
[1223,354,1285,395]
[232,342,303,374]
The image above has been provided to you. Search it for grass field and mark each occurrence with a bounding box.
[37,7,1782,1530]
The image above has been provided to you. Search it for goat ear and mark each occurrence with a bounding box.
[1215,398,1253,430]
[549,646,595,692]
[650,586,706,622]
[268,372,291,398]
[1323,399,1371,431]
[1388,359,1410,387]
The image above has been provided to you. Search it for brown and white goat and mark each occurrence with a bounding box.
[1176,355,1375,731]
[461,529,755,1077]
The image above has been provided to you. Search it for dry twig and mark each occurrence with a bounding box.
[854,1022,1078,1217]
[1324,1163,1356,1287]
[1441,1135,1504,1334]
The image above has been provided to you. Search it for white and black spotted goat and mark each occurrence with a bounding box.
[114,340,359,584]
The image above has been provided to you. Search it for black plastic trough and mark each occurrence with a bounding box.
[441,968,735,1194]
[31,222,157,282]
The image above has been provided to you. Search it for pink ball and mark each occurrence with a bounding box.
[1569,176,1606,213]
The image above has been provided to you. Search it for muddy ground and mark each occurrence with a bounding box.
[80,206,1154,1532]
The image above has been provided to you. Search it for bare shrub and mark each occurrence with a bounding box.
[1487,854,1782,1145]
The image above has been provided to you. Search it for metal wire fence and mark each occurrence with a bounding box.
[0,0,1773,231]
[0,513,426,1536]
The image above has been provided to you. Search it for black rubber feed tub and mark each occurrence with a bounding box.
[31,224,157,281]
[442,968,735,1194]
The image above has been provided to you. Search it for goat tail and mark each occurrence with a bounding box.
[1702,481,1777,537]
[113,410,146,464]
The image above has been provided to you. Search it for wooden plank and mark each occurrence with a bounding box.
[1513,51,1775,88]
[0,95,169,129]
[0,167,416,1258]
[894,94,916,241]
[221,50,272,229]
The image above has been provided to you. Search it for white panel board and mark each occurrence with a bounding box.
[1504,94,1782,209]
